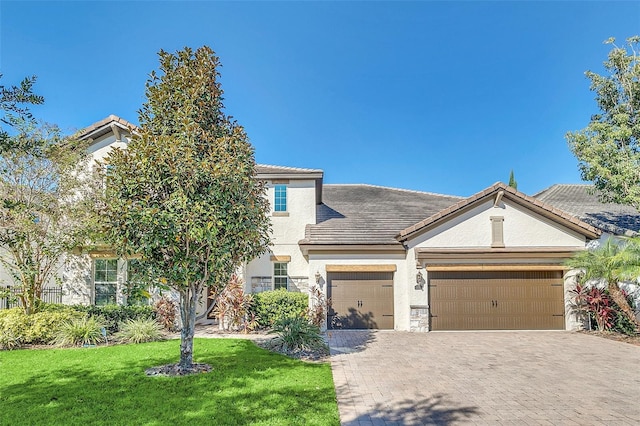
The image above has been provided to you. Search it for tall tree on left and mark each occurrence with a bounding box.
[103,46,271,372]
[0,74,44,152]
[0,123,102,314]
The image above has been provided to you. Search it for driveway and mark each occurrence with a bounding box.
[327,331,640,425]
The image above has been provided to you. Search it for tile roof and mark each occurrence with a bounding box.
[534,184,640,236]
[255,164,323,175]
[397,182,601,242]
[300,184,463,246]
[76,115,139,140]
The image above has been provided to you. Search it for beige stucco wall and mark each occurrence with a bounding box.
[408,199,586,249]
[243,179,317,293]
[88,133,130,163]
[403,198,589,331]
[308,252,408,331]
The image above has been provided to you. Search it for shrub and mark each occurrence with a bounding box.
[250,289,308,328]
[0,327,21,350]
[70,304,155,334]
[213,275,256,332]
[0,309,28,348]
[571,284,638,334]
[153,297,178,331]
[0,307,83,347]
[308,286,328,328]
[116,318,164,344]
[54,316,105,347]
[26,309,85,343]
[268,317,326,353]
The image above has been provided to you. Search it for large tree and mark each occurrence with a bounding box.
[0,124,99,314]
[566,36,640,209]
[103,46,271,372]
[0,74,44,152]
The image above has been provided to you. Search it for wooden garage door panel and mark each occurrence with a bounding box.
[430,271,564,330]
[329,278,394,329]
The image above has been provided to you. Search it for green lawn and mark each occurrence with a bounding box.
[0,339,340,425]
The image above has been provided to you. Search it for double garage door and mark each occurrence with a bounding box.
[327,272,394,329]
[429,270,565,330]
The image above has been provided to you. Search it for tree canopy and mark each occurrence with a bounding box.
[103,46,271,371]
[0,75,44,152]
[0,123,99,314]
[508,170,517,190]
[566,36,640,210]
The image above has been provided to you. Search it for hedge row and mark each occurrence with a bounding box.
[0,304,156,348]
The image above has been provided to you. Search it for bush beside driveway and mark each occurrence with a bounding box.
[328,331,640,425]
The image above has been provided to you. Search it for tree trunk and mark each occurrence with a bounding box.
[179,284,198,370]
[608,281,640,332]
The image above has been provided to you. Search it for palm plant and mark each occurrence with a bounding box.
[566,237,640,332]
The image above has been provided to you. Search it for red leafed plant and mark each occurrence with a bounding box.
[571,283,616,331]
[212,275,256,333]
[153,296,178,331]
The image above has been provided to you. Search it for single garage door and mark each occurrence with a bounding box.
[328,272,394,329]
[429,270,564,331]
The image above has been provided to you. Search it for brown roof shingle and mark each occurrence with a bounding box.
[535,184,640,236]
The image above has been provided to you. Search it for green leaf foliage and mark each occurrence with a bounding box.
[0,74,44,151]
[53,316,105,347]
[0,307,84,348]
[102,46,271,368]
[116,317,164,344]
[0,123,101,314]
[566,237,640,332]
[250,289,309,328]
[508,170,517,190]
[268,316,327,354]
[566,36,640,209]
[70,304,156,334]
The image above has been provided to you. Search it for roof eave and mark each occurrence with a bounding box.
[298,242,406,256]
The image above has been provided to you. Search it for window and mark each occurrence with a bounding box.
[274,184,287,212]
[274,262,288,290]
[94,259,118,305]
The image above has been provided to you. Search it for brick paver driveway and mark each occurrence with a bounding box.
[327,331,640,425]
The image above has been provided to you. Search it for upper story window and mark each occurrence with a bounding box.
[274,184,287,212]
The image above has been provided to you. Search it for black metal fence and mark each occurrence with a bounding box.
[0,286,63,309]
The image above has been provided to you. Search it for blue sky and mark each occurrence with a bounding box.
[2,1,639,196]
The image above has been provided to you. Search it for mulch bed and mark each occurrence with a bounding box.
[145,363,212,376]
[255,339,330,363]
[579,330,640,346]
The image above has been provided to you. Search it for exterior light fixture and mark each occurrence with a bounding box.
[415,271,425,290]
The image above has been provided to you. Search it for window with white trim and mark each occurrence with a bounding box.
[94,259,118,305]
[273,262,288,290]
[274,184,287,212]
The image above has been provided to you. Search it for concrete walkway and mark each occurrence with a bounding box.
[327,330,640,425]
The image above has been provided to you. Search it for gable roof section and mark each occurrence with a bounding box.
[255,164,323,180]
[396,182,601,242]
[300,184,463,247]
[535,184,640,237]
[76,115,139,141]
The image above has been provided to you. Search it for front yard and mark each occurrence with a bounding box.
[0,338,339,425]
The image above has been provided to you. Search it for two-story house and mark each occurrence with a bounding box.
[6,115,639,332]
